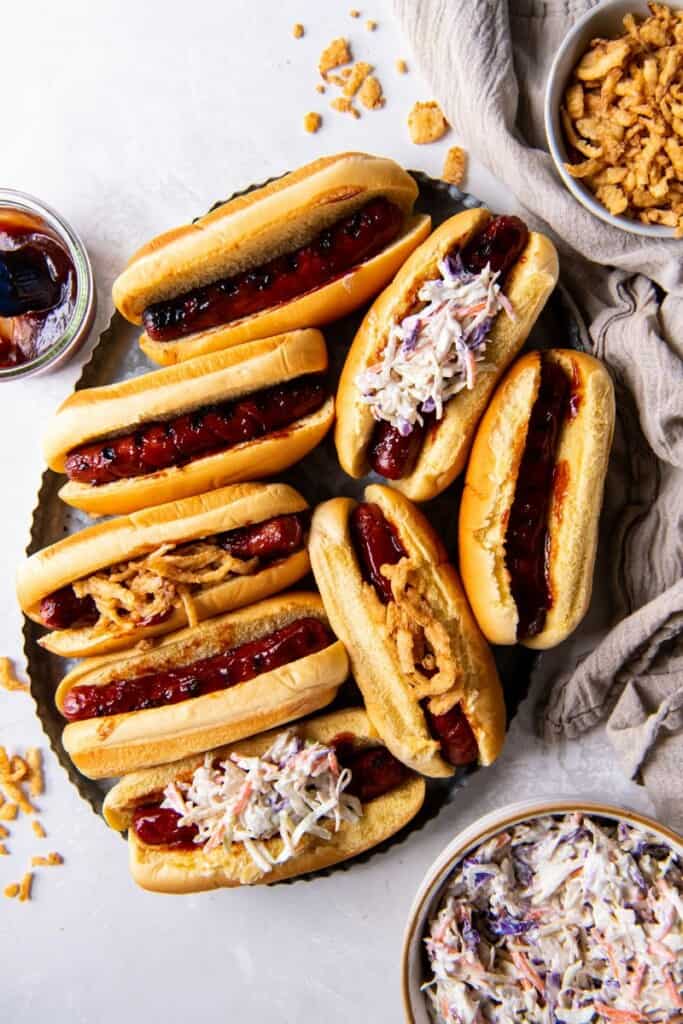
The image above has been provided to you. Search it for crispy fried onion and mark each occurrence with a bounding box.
[72,542,258,635]
[379,559,462,716]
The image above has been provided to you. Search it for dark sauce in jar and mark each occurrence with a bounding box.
[0,210,76,368]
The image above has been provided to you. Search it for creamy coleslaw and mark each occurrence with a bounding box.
[424,813,683,1024]
[355,254,514,435]
[161,730,362,875]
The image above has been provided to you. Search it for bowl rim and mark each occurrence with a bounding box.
[401,797,683,1023]
[543,0,677,240]
[0,188,96,380]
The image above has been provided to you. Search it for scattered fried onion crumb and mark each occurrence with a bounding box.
[343,61,373,97]
[0,803,17,821]
[0,844,8,856]
[303,111,322,133]
[31,820,46,839]
[4,883,18,899]
[318,37,352,79]
[365,19,377,31]
[0,658,28,694]
[331,96,361,118]
[316,83,326,94]
[408,100,449,143]
[349,8,361,16]
[31,853,63,867]
[26,748,43,798]
[395,58,408,74]
[358,75,384,110]
[292,23,304,39]
[442,146,468,186]
[18,872,32,902]
[0,825,8,839]
[1,780,35,815]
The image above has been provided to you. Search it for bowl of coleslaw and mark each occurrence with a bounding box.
[401,800,682,1024]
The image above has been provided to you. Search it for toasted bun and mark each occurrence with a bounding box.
[459,350,615,649]
[309,485,505,778]
[335,209,560,501]
[58,593,348,779]
[102,707,426,892]
[139,216,432,366]
[17,482,310,658]
[44,330,334,516]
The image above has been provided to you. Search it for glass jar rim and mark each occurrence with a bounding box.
[0,189,96,381]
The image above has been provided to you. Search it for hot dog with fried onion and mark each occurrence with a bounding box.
[309,484,505,778]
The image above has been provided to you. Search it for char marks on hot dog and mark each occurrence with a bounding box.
[64,377,327,486]
[61,617,334,721]
[143,198,404,342]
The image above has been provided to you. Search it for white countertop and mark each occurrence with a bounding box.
[1,2,655,1020]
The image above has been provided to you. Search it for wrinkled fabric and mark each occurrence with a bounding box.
[394,0,683,827]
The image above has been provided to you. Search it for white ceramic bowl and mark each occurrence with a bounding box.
[401,799,683,1023]
[544,0,680,238]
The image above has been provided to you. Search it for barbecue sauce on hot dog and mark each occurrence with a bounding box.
[143,198,404,342]
[61,616,333,721]
[349,501,477,766]
[367,215,529,480]
[64,376,327,486]
[131,734,409,849]
[504,356,571,640]
[40,511,309,630]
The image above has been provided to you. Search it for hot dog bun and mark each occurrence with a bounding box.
[110,153,431,366]
[309,485,505,778]
[17,482,310,658]
[44,330,334,517]
[58,593,348,779]
[335,208,559,502]
[103,708,426,892]
[459,350,615,649]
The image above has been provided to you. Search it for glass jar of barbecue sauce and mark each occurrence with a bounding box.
[0,189,95,379]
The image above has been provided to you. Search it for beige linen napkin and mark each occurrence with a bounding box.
[394,0,683,828]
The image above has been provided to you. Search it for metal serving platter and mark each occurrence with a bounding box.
[23,172,587,876]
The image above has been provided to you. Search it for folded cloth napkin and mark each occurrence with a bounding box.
[394,0,683,828]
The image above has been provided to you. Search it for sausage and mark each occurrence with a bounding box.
[131,734,409,848]
[504,356,570,640]
[350,503,479,766]
[218,511,308,560]
[367,215,530,480]
[349,502,406,604]
[64,376,327,486]
[40,512,310,631]
[132,805,198,849]
[424,703,479,766]
[39,586,98,630]
[60,616,334,721]
[143,198,404,342]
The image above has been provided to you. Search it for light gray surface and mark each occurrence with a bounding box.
[0,2,654,1020]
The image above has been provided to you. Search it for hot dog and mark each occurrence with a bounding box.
[17,482,311,658]
[458,350,615,649]
[43,330,335,516]
[335,208,559,502]
[102,708,426,892]
[56,593,349,780]
[309,485,505,778]
[112,154,432,366]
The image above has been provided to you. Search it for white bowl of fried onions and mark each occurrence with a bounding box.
[544,0,683,238]
[401,800,682,1024]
